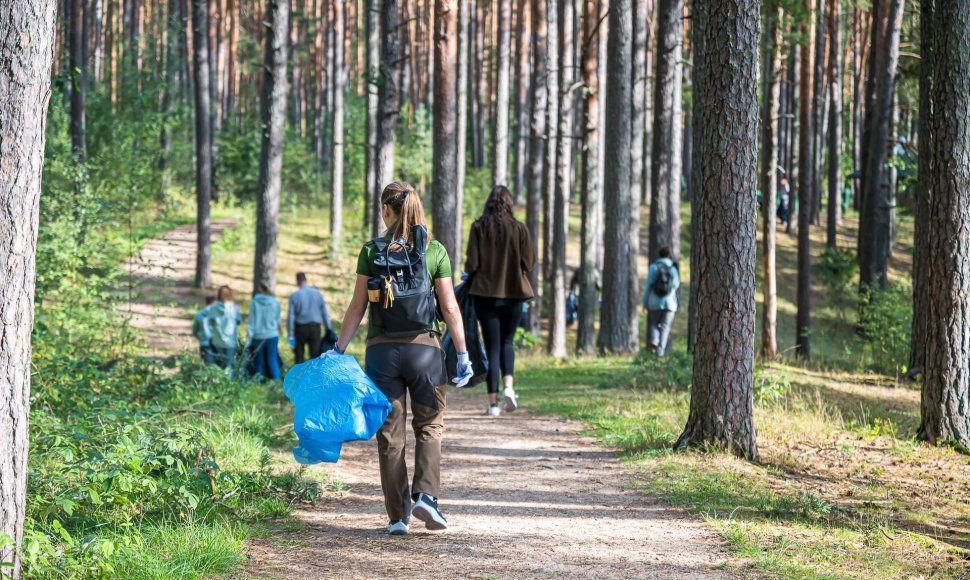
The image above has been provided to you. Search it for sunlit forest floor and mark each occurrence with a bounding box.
[102,200,969,578]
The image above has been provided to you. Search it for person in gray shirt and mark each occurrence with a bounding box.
[288,272,334,362]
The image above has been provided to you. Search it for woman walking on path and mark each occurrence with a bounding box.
[465,186,536,417]
[334,182,473,536]
[247,283,282,380]
[207,286,243,370]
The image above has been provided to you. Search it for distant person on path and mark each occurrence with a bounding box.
[334,182,473,536]
[777,177,791,227]
[192,295,216,363]
[207,286,243,370]
[643,247,680,357]
[247,283,282,380]
[288,272,334,363]
[464,185,535,417]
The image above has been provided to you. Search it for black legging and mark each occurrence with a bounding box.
[474,297,522,394]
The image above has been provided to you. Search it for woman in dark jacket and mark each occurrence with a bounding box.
[465,186,536,416]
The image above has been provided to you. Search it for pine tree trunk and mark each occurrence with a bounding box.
[597,0,636,354]
[811,0,825,226]
[649,0,683,261]
[917,0,970,447]
[377,0,401,220]
[193,0,213,289]
[549,0,575,358]
[859,0,901,292]
[577,0,603,355]
[629,0,648,223]
[470,0,486,167]
[675,0,759,462]
[492,0,511,185]
[851,7,863,210]
[159,0,180,199]
[826,0,842,247]
[909,0,929,380]
[433,0,459,264]
[542,0,559,291]
[366,0,380,235]
[513,1,531,204]
[253,0,288,292]
[796,0,814,357]
[456,0,468,254]
[330,0,346,261]
[526,0,547,335]
[0,5,55,576]
[69,0,87,162]
[686,0,704,354]
[761,3,780,359]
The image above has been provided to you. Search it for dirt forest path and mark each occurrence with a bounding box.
[126,222,737,579]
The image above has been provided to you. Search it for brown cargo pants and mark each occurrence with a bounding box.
[365,341,448,522]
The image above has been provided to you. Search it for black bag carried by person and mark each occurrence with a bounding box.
[651,262,675,297]
[442,277,488,388]
[368,225,439,338]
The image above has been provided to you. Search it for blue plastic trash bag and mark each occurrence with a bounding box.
[283,351,392,464]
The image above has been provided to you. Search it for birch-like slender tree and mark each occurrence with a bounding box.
[526,0,548,335]
[330,0,345,261]
[761,3,781,359]
[366,0,380,234]
[796,0,815,357]
[493,0,511,185]
[377,0,402,219]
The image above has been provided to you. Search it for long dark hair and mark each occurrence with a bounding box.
[477,185,515,240]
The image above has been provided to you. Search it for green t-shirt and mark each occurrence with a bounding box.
[356,238,453,340]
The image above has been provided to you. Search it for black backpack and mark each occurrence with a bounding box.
[368,225,438,338]
[651,262,675,297]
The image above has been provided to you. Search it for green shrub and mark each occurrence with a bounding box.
[858,283,912,377]
[816,247,857,319]
[631,351,693,390]
[753,364,792,403]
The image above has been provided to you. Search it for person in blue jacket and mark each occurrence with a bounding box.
[247,283,282,380]
[192,295,216,363]
[642,247,680,357]
[206,286,242,370]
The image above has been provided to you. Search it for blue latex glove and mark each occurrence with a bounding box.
[288,337,296,350]
[453,352,473,388]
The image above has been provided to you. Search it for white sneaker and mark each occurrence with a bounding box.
[387,520,409,535]
[503,387,518,412]
[486,404,502,417]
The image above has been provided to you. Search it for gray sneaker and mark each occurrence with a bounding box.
[387,519,409,535]
[411,493,448,530]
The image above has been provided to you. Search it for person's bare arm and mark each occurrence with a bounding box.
[335,275,370,353]
[435,277,467,353]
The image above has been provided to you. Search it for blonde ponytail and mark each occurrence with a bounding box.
[381,181,429,249]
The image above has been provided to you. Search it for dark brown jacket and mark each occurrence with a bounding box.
[465,216,535,299]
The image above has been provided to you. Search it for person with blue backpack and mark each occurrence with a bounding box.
[643,247,681,356]
[247,283,282,380]
[333,182,473,536]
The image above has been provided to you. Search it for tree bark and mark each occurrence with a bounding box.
[542,0,559,291]
[526,0,547,335]
[675,0,759,462]
[513,1,531,204]
[330,0,346,261]
[629,0,648,231]
[456,0,468,257]
[433,0,459,264]
[811,0,825,226]
[493,0,511,185]
[0,6,55,577]
[761,2,780,359]
[909,0,930,379]
[470,0,486,167]
[577,0,603,355]
[917,0,970,448]
[377,0,402,224]
[193,0,213,289]
[796,0,814,358]
[649,0,683,261]
[366,0,380,235]
[549,0,576,358]
[859,0,902,292]
[597,0,637,354]
[69,0,87,162]
[686,0,704,353]
[826,0,842,247]
[253,0,289,292]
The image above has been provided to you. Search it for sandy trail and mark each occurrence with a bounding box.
[243,388,735,579]
[127,222,737,579]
